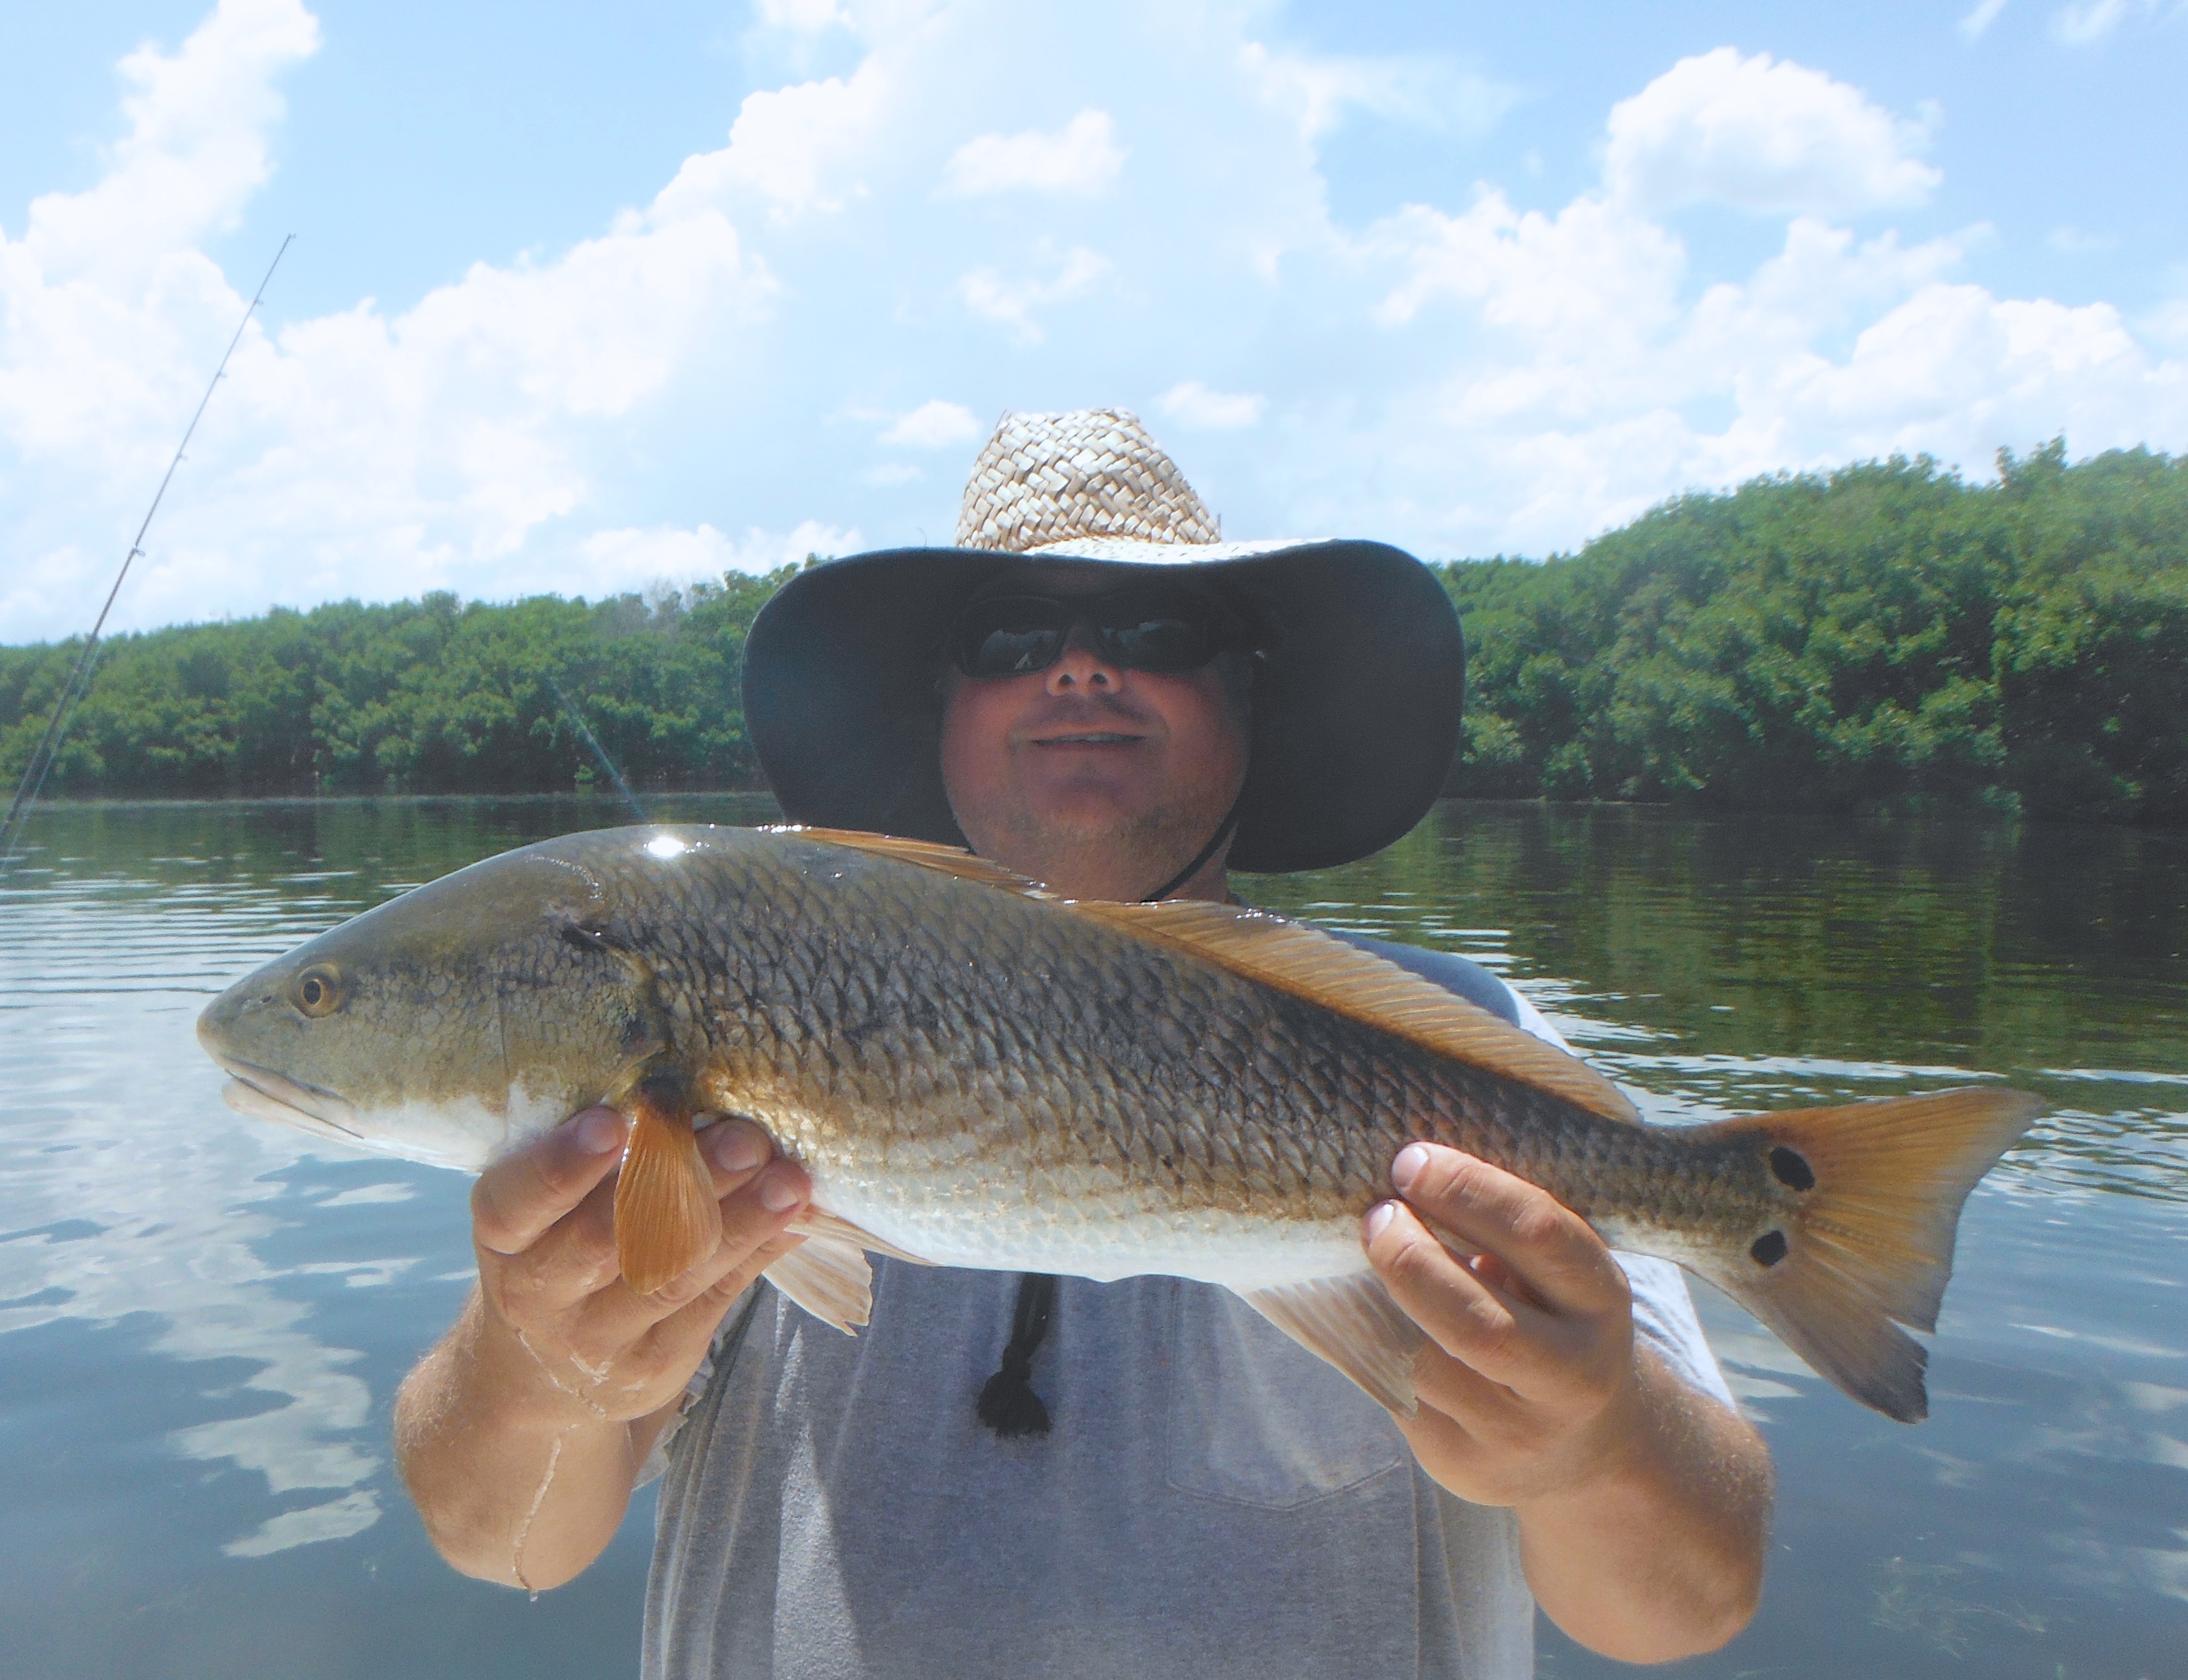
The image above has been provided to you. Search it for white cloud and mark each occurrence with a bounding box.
[881,399,983,446]
[2054,0,2133,39]
[574,520,860,588]
[2,1,2185,644]
[756,0,849,31]
[1961,0,2011,38]
[1239,42,1520,142]
[942,110,1124,196]
[18,0,319,285]
[2050,225,2120,253]
[957,245,1111,344]
[2051,0,2188,39]
[2146,298,2188,353]
[1157,381,1266,430]
[1604,48,1941,216]
[0,0,783,639]
[654,63,889,218]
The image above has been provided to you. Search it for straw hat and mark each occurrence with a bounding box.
[742,408,1463,874]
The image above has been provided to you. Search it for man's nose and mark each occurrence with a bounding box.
[1045,622,1118,692]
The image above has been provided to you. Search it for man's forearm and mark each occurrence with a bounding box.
[1515,1350,1772,1663]
[393,1290,666,1591]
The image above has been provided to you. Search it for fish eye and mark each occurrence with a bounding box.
[293,965,344,1018]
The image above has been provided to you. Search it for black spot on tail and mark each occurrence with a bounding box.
[1750,1229,1790,1267]
[1769,1146,1817,1192]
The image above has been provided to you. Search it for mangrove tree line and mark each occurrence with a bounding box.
[3,441,2183,821]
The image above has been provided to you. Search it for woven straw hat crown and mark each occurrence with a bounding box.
[954,409,1221,553]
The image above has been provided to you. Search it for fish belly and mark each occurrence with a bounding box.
[806,1163,1370,1291]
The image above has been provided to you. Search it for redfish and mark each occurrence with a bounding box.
[196,824,2040,1422]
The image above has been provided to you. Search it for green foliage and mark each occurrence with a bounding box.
[1443,444,2188,822]
[5,449,2184,822]
[0,571,791,798]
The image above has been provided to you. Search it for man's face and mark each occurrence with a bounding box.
[937,565,1250,901]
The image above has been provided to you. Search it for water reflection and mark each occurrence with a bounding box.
[0,795,2182,1678]
[0,851,383,1558]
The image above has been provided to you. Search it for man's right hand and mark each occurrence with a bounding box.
[393,1107,810,1590]
[470,1106,813,1426]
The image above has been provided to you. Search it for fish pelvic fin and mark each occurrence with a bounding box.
[1690,1085,2043,1424]
[764,1235,874,1335]
[613,1074,724,1297]
[1243,1273,1427,1416]
[1073,900,1641,1125]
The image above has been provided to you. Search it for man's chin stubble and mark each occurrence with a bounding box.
[992,802,1213,898]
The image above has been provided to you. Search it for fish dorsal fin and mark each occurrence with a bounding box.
[771,827,1056,897]
[1068,901,1642,1125]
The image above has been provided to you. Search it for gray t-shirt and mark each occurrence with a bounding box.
[642,947,1734,1680]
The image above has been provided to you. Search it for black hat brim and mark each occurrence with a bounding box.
[741,540,1463,875]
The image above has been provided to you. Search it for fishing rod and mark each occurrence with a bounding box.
[0,234,293,876]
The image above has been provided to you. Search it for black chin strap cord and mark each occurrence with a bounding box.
[974,774,1252,1439]
[1141,785,1248,906]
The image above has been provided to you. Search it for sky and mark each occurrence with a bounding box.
[1,0,2184,644]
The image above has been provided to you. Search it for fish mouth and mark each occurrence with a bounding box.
[211,1053,365,1146]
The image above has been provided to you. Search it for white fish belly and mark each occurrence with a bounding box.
[810,1163,1371,1291]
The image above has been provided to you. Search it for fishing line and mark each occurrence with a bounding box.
[546,676,648,820]
[0,235,294,876]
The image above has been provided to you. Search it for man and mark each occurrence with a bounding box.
[395,410,1771,1677]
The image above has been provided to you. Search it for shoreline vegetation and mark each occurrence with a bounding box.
[6,441,2184,824]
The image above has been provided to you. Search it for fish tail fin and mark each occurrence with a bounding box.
[614,1076,722,1296]
[1691,1086,2042,1422]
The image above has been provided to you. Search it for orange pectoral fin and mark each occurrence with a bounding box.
[614,1076,723,1297]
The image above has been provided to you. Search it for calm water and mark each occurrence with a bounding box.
[1,796,2182,1679]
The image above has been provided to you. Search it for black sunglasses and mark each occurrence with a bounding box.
[947,586,1256,680]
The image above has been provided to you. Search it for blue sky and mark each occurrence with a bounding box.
[2,0,2183,642]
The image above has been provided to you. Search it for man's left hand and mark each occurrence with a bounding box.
[1363,1139,1772,1662]
[1362,1140,1642,1506]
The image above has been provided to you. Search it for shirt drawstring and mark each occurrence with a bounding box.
[976,1272,1058,1438]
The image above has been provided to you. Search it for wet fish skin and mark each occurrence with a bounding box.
[196,823,2041,1422]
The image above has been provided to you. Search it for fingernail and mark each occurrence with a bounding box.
[1391,1142,1431,1192]
[757,1164,804,1213]
[708,1121,768,1174]
[574,1109,625,1154]
[1363,1202,1396,1244]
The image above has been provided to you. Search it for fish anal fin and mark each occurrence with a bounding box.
[1243,1273,1426,1416]
[771,827,1053,898]
[787,1206,937,1266]
[614,1076,724,1297]
[764,1236,874,1335]
[1692,1085,2044,1424]
[1073,900,1641,1125]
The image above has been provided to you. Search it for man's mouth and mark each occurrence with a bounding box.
[1032,731,1143,746]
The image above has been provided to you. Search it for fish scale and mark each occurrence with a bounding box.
[647,839,1728,1252]
[196,822,2043,1422]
